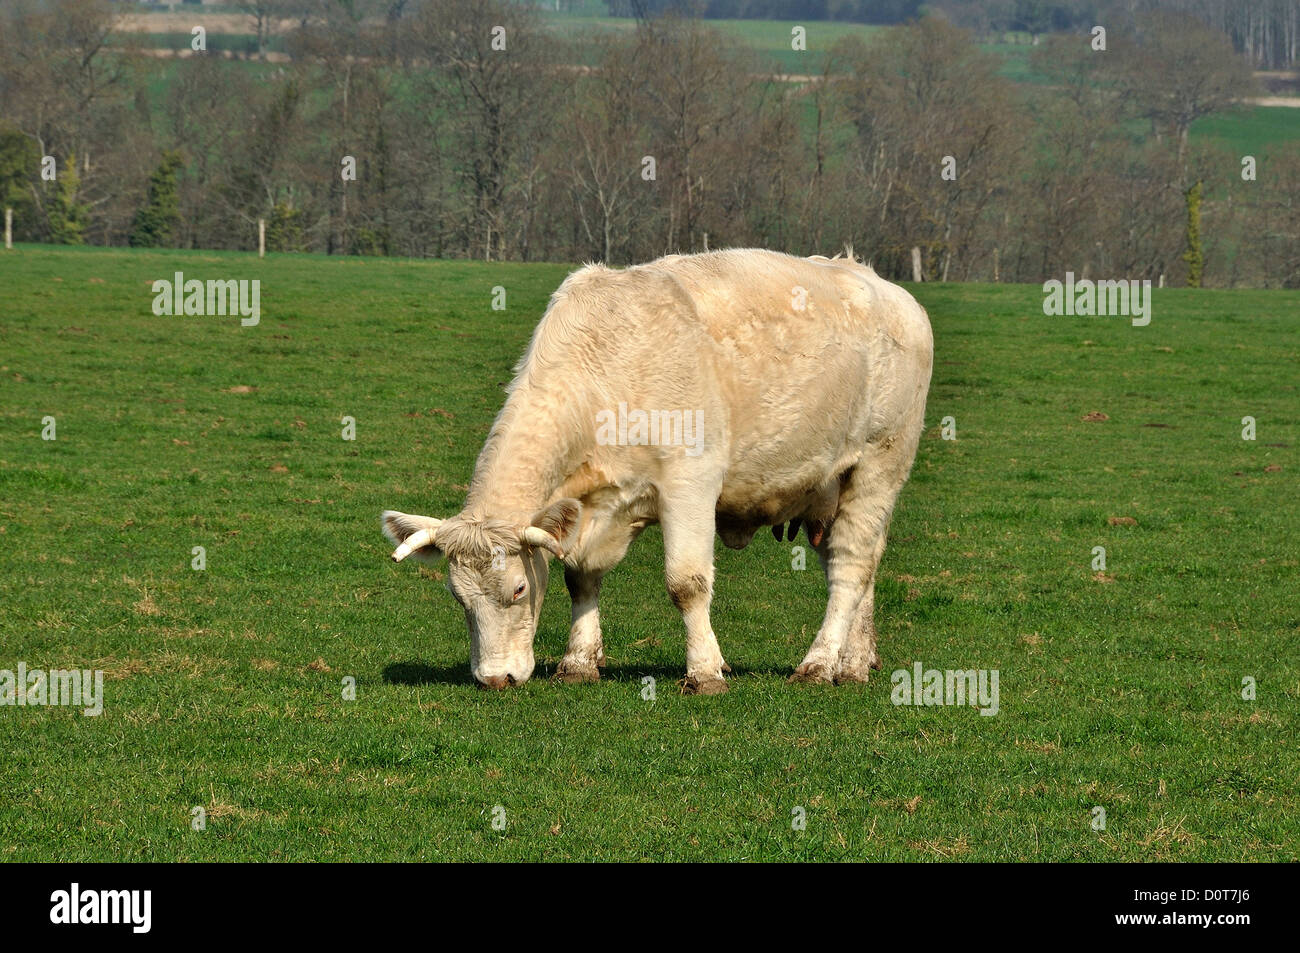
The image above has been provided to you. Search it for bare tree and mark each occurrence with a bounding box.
[832,17,1025,280]
[1112,11,1259,168]
[233,0,293,59]
[408,0,559,261]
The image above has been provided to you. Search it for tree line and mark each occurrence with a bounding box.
[937,0,1300,69]
[620,0,1300,69]
[607,1,926,27]
[1,0,1297,287]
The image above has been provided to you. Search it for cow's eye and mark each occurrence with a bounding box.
[512,580,527,602]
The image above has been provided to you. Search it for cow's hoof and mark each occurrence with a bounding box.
[834,653,876,684]
[721,661,732,674]
[554,662,600,684]
[681,675,728,696]
[788,662,835,684]
[833,668,872,685]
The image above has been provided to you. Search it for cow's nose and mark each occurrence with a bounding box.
[478,674,515,690]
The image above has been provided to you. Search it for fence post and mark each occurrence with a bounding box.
[258,219,265,258]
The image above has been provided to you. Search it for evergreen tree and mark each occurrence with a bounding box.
[130,151,185,248]
[0,125,39,241]
[46,154,87,245]
[1182,179,1203,288]
[266,200,305,253]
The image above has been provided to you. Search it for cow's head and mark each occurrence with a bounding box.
[381,499,581,688]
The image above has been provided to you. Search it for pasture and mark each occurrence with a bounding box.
[0,245,1296,861]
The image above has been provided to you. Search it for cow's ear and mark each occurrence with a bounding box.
[523,498,581,558]
[382,511,444,563]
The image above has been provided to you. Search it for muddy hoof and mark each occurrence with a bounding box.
[788,663,834,684]
[681,675,728,696]
[554,664,600,684]
[833,668,872,685]
[721,661,732,674]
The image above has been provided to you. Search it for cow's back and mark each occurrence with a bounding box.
[640,250,931,471]
[533,250,930,510]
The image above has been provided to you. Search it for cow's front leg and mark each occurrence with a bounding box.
[661,492,728,696]
[555,566,605,684]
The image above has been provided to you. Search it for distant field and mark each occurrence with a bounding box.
[547,16,884,72]
[1193,105,1300,156]
[1,245,1296,860]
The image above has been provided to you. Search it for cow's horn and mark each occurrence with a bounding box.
[522,526,565,559]
[392,525,439,563]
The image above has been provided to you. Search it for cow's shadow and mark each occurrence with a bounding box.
[382,658,789,687]
[595,662,779,682]
[382,660,476,687]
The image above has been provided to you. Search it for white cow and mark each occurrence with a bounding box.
[383,248,933,694]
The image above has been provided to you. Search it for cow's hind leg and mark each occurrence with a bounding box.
[833,532,889,683]
[791,431,918,685]
[555,567,606,684]
[660,488,728,696]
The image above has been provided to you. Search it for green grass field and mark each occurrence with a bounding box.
[1192,106,1300,157]
[1,246,1296,861]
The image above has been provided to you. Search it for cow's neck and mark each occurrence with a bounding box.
[464,380,587,521]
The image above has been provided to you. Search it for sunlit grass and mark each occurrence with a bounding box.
[0,245,1295,860]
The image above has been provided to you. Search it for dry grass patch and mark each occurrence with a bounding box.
[132,589,161,617]
[908,834,971,857]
